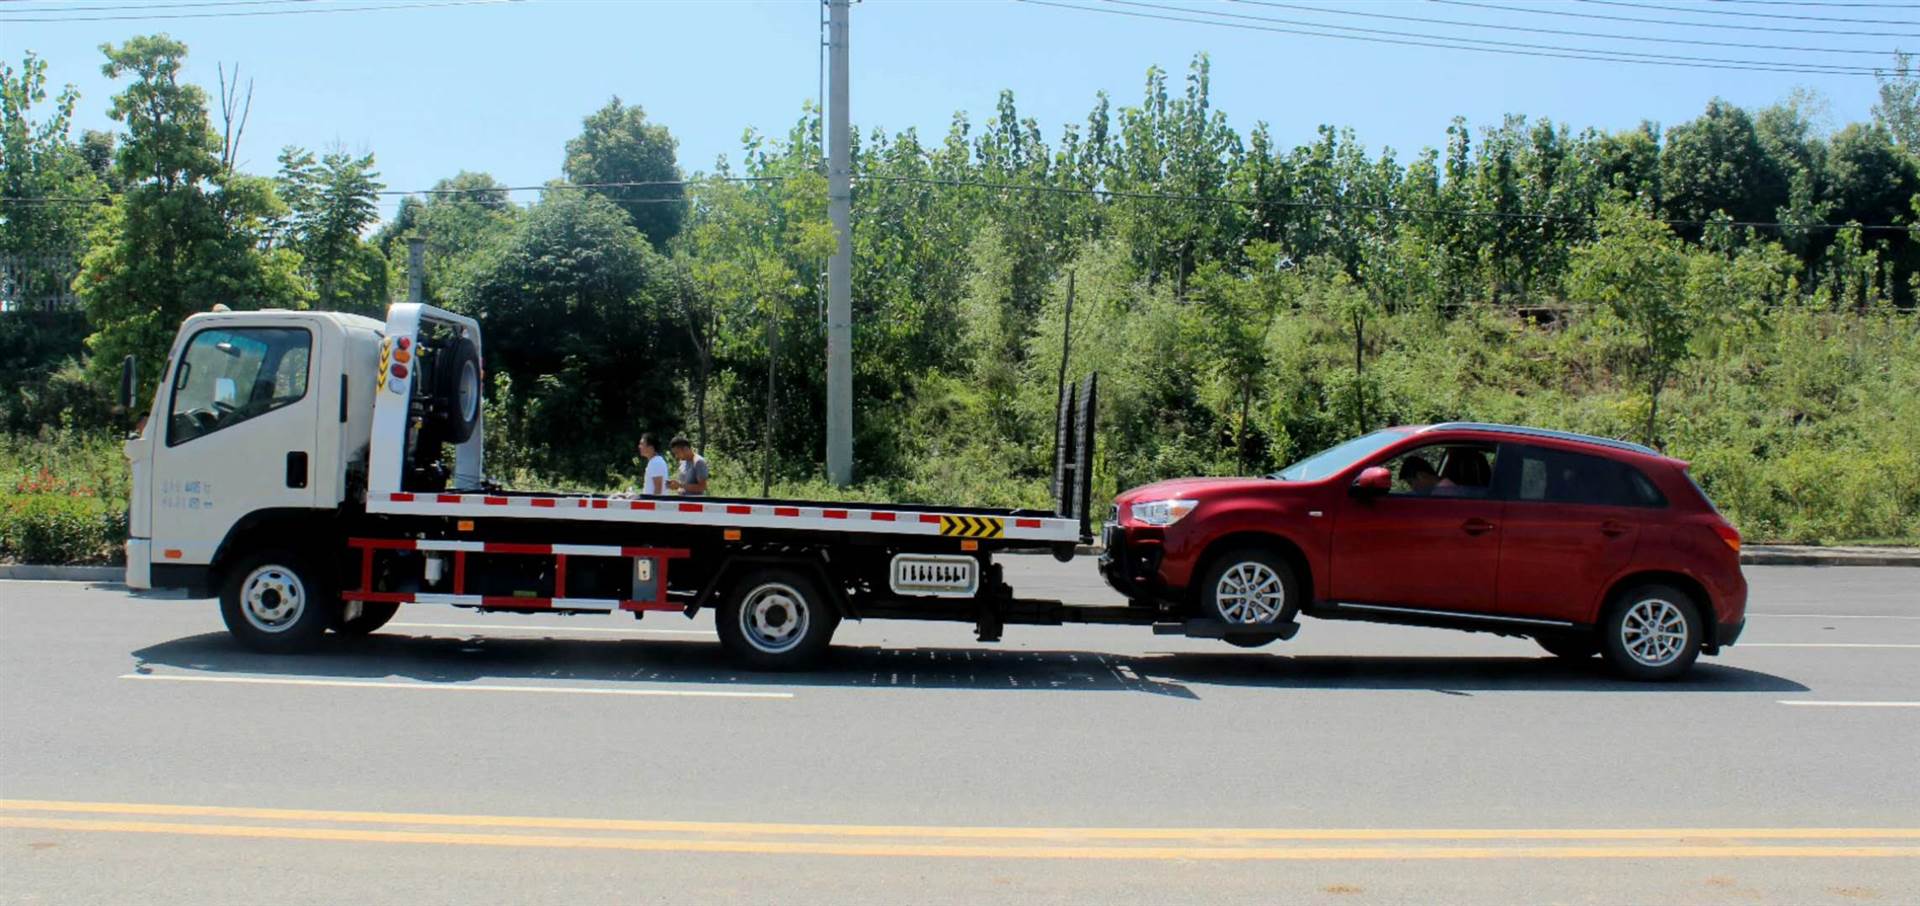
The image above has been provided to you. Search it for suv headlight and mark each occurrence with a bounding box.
[1129,498,1197,526]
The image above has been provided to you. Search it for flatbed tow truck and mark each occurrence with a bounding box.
[120,303,1272,667]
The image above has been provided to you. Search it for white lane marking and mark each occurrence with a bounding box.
[1778,701,1920,709]
[119,673,789,699]
[389,622,710,636]
[1749,614,1920,621]
[1740,643,1920,649]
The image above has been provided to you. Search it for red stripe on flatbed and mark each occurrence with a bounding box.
[481,596,551,609]
[436,494,463,504]
[919,514,942,524]
[679,503,704,512]
[823,510,847,519]
[591,499,608,509]
[869,511,895,521]
[619,601,683,613]
[390,493,414,502]
[531,498,556,508]
[619,547,691,559]
[1016,518,1042,528]
[726,504,752,515]
[774,507,800,517]
[629,500,655,510]
[484,543,550,555]
[348,538,417,550]
[343,591,414,604]
[484,496,508,506]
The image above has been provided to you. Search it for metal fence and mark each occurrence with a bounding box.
[0,252,83,313]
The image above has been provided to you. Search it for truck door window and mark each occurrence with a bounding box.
[167,326,312,446]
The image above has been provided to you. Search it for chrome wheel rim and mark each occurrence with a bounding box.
[1215,562,1286,624]
[1621,598,1688,667]
[739,583,809,654]
[241,565,306,633]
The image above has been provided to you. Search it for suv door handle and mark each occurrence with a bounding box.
[1600,520,1628,537]
[1462,518,1496,536]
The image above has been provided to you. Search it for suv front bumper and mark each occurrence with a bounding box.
[1098,522,1165,601]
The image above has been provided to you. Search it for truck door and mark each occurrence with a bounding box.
[150,323,319,568]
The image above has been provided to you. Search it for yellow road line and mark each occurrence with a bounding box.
[3,800,1918,844]
[4,817,1919,861]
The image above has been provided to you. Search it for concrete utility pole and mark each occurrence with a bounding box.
[825,0,853,486]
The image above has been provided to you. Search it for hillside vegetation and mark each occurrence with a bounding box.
[3,42,1918,562]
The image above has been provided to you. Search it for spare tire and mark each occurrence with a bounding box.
[433,335,483,445]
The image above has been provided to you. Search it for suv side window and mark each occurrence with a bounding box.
[1378,443,1499,498]
[1505,444,1666,507]
[167,326,312,447]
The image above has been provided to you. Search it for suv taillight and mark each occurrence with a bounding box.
[1712,521,1741,553]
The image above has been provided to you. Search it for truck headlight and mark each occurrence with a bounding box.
[1129,499,1197,526]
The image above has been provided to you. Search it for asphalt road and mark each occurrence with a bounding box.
[2,561,1916,905]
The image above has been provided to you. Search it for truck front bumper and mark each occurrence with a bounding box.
[124,538,152,590]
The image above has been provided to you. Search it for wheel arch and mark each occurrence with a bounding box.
[694,552,853,619]
[209,508,344,594]
[1190,531,1315,610]
[1601,570,1718,648]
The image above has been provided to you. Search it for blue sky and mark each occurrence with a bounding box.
[3,0,1905,222]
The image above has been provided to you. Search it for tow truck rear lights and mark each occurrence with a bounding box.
[390,363,408,379]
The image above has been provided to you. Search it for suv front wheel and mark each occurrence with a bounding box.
[1599,584,1703,681]
[1198,548,1301,629]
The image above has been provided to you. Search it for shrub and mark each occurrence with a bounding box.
[0,495,125,564]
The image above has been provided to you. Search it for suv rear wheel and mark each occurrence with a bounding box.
[1599,584,1703,681]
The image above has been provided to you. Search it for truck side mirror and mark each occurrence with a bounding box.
[1350,466,1392,497]
[119,355,137,410]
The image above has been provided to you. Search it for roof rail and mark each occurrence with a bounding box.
[1423,422,1661,456]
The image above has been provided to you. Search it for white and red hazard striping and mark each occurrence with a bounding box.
[372,492,1064,539]
[342,537,690,613]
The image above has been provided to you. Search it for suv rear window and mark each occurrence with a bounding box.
[1506,445,1666,508]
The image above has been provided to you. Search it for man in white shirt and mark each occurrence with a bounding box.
[638,433,670,496]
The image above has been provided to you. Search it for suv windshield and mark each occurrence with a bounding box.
[1270,429,1408,481]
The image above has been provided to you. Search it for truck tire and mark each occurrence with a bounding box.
[219,550,336,653]
[334,601,400,636]
[434,335,483,445]
[716,568,839,670]
[1198,547,1300,628]
[1536,633,1600,660]
[1599,584,1703,681]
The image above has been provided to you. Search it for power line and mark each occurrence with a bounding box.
[1433,0,1920,38]
[0,0,510,23]
[1023,0,1893,75]
[1232,0,1899,56]
[1707,0,1920,7]
[1107,0,1887,72]
[1578,0,1920,26]
[0,0,321,13]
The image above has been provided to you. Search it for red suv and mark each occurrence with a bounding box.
[1101,423,1747,680]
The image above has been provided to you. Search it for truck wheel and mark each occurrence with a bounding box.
[1599,585,1703,681]
[716,569,839,670]
[219,550,336,653]
[1198,547,1300,628]
[1536,633,1600,660]
[334,601,400,636]
[434,335,483,445]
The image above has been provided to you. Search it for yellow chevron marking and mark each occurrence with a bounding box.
[939,515,1004,539]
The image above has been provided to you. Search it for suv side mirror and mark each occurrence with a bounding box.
[1351,466,1392,497]
[119,355,137,410]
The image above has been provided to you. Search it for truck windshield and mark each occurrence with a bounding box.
[1269,429,1407,481]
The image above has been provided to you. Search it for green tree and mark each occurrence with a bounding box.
[457,190,686,480]
[1871,51,1920,151]
[77,36,308,396]
[563,97,686,248]
[1,51,102,311]
[1565,202,1693,446]
[277,146,387,313]
[1661,99,1786,233]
